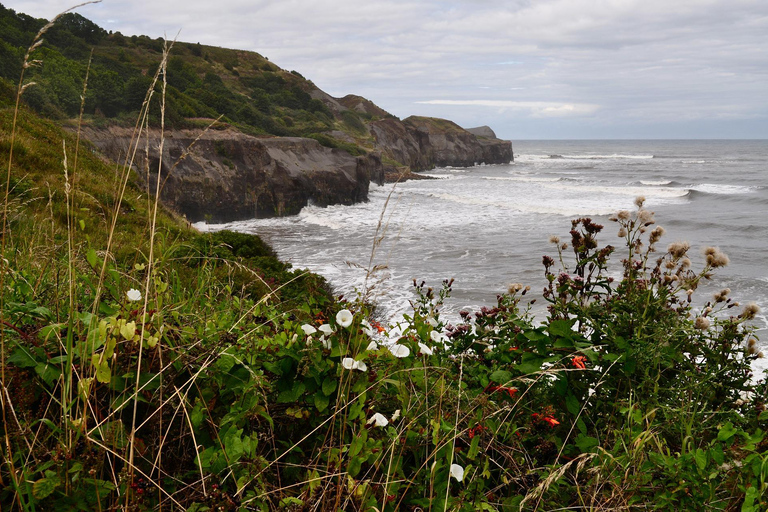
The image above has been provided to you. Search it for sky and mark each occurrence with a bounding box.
[4,0,768,139]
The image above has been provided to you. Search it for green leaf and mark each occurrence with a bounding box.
[35,363,61,386]
[349,435,365,457]
[467,434,481,460]
[347,456,362,478]
[514,353,545,374]
[313,392,329,412]
[741,485,757,512]
[489,370,513,385]
[566,394,581,415]
[717,422,737,442]
[96,360,111,383]
[8,347,37,368]
[695,448,707,471]
[322,377,337,396]
[32,474,61,499]
[86,247,100,268]
[523,330,548,343]
[547,319,575,338]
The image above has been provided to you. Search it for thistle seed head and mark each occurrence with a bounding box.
[703,247,729,268]
[739,302,761,320]
[694,316,711,330]
[667,241,690,259]
[713,288,731,303]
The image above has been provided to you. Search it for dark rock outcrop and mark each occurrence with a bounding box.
[369,116,512,176]
[465,125,497,139]
[81,127,384,223]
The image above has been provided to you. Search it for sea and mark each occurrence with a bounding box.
[196,139,768,374]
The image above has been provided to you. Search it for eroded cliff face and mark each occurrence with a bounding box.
[369,116,512,175]
[81,126,384,223]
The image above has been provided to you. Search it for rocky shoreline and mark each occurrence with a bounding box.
[81,115,511,223]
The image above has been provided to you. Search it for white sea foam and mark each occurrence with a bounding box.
[640,180,672,185]
[487,176,562,183]
[518,153,653,161]
[691,183,756,195]
[298,207,344,230]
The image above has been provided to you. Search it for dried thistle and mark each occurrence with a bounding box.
[703,247,729,268]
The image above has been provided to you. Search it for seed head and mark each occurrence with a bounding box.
[649,226,666,245]
[667,241,690,259]
[548,235,560,244]
[703,247,729,268]
[713,288,731,303]
[694,316,710,330]
[739,302,761,320]
[638,209,655,225]
[617,210,631,221]
[508,283,524,295]
[617,227,627,238]
[634,196,646,208]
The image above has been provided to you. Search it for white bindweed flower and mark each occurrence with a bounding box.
[336,309,353,328]
[430,330,447,344]
[449,463,464,482]
[320,336,332,350]
[418,342,434,356]
[126,289,142,302]
[367,412,388,427]
[341,357,367,371]
[427,316,438,328]
[301,324,317,336]
[366,340,379,351]
[318,324,334,336]
[361,320,374,337]
[389,344,410,358]
[391,409,401,421]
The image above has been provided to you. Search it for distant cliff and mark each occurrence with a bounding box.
[81,127,384,223]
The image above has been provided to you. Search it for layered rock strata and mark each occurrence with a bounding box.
[81,126,384,223]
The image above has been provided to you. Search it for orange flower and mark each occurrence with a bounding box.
[484,384,518,398]
[532,412,560,428]
[572,355,587,370]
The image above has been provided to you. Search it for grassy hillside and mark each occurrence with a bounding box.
[0,3,380,154]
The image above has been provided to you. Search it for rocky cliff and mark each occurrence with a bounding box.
[368,116,512,177]
[81,126,384,223]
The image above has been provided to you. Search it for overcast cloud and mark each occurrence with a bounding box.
[5,0,768,139]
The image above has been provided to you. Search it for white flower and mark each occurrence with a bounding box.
[367,412,388,427]
[449,463,464,482]
[361,319,374,337]
[318,324,334,336]
[366,340,379,351]
[341,357,367,371]
[336,309,353,328]
[427,316,438,328]
[391,409,401,421]
[320,336,332,350]
[126,289,142,302]
[430,330,447,344]
[301,324,317,336]
[389,344,410,358]
[418,342,434,356]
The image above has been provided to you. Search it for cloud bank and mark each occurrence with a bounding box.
[4,0,767,138]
